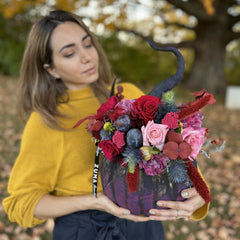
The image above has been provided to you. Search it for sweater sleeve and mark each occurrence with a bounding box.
[3,112,64,227]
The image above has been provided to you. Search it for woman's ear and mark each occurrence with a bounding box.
[43,64,60,79]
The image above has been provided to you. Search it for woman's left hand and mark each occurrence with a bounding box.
[148,187,205,221]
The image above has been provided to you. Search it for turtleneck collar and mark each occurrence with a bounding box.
[67,86,95,101]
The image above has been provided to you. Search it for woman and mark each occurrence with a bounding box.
[3,10,209,239]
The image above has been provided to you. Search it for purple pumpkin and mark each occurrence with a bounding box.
[100,155,194,216]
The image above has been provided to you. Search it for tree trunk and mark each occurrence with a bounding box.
[185,21,227,95]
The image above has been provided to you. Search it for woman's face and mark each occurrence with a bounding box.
[46,21,99,90]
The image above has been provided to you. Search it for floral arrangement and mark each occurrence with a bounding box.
[74,86,218,204]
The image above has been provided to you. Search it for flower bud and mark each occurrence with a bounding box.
[140,146,152,161]
[103,122,115,132]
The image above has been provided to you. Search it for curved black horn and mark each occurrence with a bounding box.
[110,77,117,97]
[147,38,185,99]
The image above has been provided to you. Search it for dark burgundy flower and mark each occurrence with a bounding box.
[116,85,124,101]
[163,141,192,160]
[163,130,192,160]
[92,130,101,140]
[86,119,102,132]
[129,110,144,128]
[165,130,183,144]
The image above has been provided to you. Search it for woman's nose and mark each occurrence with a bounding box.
[80,50,91,64]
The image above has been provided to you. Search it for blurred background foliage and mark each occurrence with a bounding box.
[99,34,180,87]
[0,0,239,93]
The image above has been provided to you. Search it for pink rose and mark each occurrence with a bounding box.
[112,130,125,148]
[182,127,206,159]
[141,120,169,151]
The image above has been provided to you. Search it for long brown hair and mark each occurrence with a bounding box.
[18,10,112,130]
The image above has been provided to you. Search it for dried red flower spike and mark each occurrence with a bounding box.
[178,90,216,120]
[126,166,139,192]
[184,160,211,203]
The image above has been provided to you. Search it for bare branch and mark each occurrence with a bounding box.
[164,21,195,31]
[115,27,196,49]
[165,0,210,20]
[115,27,148,40]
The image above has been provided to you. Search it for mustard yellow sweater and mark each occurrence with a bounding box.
[3,83,209,227]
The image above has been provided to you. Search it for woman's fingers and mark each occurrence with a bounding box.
[149,187,206,220]
[96,188,206,222]
[118,213,150,222]
[180,187,198,199]
[96,192,150,222]
[149,207,191,221]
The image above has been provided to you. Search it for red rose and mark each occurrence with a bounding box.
[97,96,119,120]
[98,140,122,161]
[133,95,161,125]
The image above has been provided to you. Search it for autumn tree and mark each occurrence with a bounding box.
[164,0,240,95]
[110,0,240,95]
[1,0,240,95]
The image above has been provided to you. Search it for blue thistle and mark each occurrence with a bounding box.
[155,102,178,124]
[100,128,114,140]
[167,159,189,183]
[122,147,142,166]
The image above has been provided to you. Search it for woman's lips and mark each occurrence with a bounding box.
[84,66,96,74]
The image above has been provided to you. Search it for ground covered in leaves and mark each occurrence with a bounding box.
[0,76,239,240]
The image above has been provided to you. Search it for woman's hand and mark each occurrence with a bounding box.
[94,192,150,222]
[148,187,205,221]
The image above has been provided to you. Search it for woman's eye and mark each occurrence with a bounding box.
[84,39,93,49]
[85,43,93,49]
[64,52,74,58]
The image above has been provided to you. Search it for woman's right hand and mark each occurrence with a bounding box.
[93,192,150,222]
[34,192,150,222]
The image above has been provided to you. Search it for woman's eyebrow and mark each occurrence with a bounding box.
[59,43,75,53]
[82,34,90,41]
[59,35,90,53]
